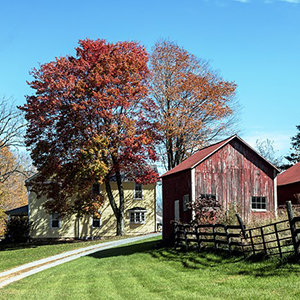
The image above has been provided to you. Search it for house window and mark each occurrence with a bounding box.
[92,216,101,228]
[50,212,60,228]
[134,183,143,200]
[183,194,190,212]
[129,209,146,224]
[92,182,101,195]
[251,196,267,210]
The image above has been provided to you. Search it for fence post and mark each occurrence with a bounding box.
[286,201,299,259]
[236,213,247,239]
[225,225,232,253]
[213,225,218,249]
[274,223,282,258]
[260,227,267,255]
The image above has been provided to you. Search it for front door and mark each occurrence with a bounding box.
[174,200,179,222]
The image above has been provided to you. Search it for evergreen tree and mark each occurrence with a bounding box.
[283,124,300,170]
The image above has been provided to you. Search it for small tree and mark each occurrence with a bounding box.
[255,138,283,168]
[189,196,221,225]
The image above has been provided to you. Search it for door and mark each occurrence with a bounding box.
[174,200,179,222]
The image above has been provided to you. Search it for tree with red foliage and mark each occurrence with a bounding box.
[19,39,160,236]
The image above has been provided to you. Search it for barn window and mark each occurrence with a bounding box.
[251,196,267,210]
[50,213,60,228]
[134,183,143,200]
[200,194,216,200]
[183,194,190,211]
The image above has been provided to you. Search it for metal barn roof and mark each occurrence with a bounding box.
[278,162,300,186]
[161,134,280,178]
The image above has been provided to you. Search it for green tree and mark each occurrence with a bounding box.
[283,124,300,170]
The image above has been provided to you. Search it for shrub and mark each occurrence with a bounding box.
[4,216,30,242]
[189,196,221,224]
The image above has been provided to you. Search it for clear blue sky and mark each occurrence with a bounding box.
[0,0,299,157]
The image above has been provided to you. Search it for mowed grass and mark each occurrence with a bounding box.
[0,236,128,272]
[1,236,300,300]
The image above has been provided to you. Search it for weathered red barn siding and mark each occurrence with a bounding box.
[162,169,192,241]
[194,139,276,222]
[278,182,300,206]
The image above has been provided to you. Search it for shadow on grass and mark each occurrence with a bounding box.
[96,239,300,278]
[151,246,300,278]
[0,239,99,252]
[87,240,160,260]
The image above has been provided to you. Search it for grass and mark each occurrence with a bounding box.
[1,236,300,299]
[0,236,129,272]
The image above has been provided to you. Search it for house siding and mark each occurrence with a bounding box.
[29,182,156,239]
[194,140,276,222]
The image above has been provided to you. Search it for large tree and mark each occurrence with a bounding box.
[150,39,238,170]
[20,39,159,236]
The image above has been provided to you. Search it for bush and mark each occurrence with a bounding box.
[189,196,222,224]
[4,216,30,242]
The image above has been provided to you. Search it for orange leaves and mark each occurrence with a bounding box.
[150,39,238,170]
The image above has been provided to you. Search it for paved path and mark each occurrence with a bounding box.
[0,232,161,289]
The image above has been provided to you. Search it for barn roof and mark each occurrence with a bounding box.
[161,134,280,177]
[277,162,300,186]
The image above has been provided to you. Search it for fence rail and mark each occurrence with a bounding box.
[173,201,300,259]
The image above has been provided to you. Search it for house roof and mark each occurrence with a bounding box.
[277,162,300,186]
[5,205,28,216]
[161,134,280,178]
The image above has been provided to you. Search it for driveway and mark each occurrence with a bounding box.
[0,232,161,289]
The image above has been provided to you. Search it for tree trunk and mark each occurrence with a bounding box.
[115,170,125,236]
[104,174,125,236]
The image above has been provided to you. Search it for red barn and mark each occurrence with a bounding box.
[161,135,280,242]
[277,162,300,206]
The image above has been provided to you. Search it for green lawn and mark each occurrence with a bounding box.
[1,236,300,299]
[0,237,127,272]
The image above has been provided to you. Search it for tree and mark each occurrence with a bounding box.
[150,39,238,170]
[0,97,29,236]
[0,96,26,182]
[255,139,283,168]
[283,123,300,170]
[0,146,29,236]
[19,39,159,236]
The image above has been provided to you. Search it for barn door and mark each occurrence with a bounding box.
[174,200,179,222]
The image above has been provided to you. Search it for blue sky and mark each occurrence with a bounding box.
[0,0,299,158]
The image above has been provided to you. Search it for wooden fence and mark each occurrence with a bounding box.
[173,201,300,259]
[174,223,244,253]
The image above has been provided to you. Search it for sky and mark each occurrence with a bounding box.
[0,0,299,160]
